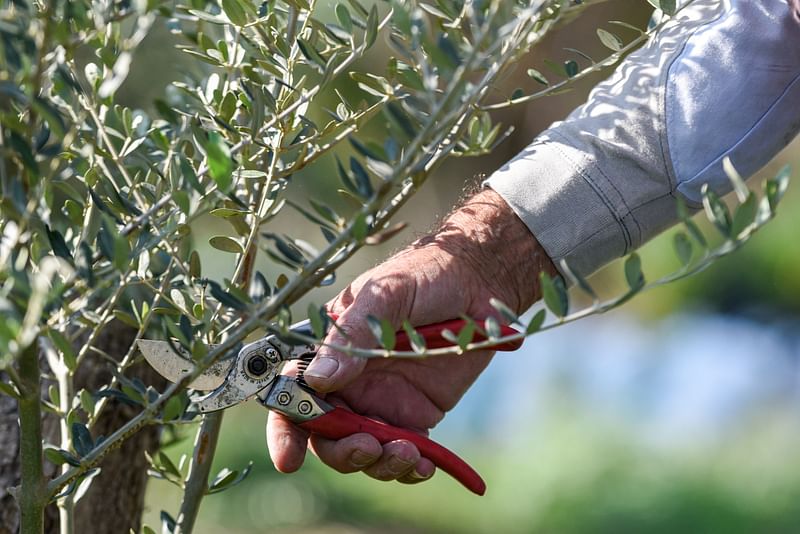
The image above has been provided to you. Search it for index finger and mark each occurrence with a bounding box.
[266,410,310,473]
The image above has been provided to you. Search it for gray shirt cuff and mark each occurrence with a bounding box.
[487,0,800,278]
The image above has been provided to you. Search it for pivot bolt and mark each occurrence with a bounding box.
[247,354,269,377]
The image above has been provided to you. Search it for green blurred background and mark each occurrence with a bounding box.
[120,2,800,531]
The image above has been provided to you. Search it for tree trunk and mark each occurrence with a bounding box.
[0,376,59,534]
[0,322,165,534]
[0,390,25,534]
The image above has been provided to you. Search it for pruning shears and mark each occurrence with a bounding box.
[137,316,522,496]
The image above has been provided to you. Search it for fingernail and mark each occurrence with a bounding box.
[350,450,377,468]
[387,454,414,474]
[304,357,339,380]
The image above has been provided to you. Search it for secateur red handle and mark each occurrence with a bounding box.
[326,314,524,352]
[297,317,524,495]
[298,407,486,495]
[395,318,523,352]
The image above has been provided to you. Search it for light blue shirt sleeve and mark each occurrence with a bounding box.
[486,0,800,278]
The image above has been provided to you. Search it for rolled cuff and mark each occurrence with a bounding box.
[485,135,629,279]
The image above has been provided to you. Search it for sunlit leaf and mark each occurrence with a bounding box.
[730,193,757,238]
[365,5,378,48]
[336,3,353,32]
[207,461,253,494]
[456,319,475,350]
[263,233,305,264]
[0,381,21,399]
[46,226,72,262]
[526,68,549,86]
[352,213,369,241]
[419,3,451,19]
[489,298,519,325]
[401,320,426,353]
[564,60,579,77]
[673,232,693,266]
[647,0,677,16]
[367,315,395,350]
[189,251,202,278]
[765,165,790,212]
[350,157,373,198]
[210,207,249,218]
[209,235,243,254]
[48,329,77,372]
[73,468,101,504]
[540,272,568,318]
[297,39,326,68]
[204,132,233,192]
[307,302,328,339]
[309,199,341,226]
[79,389,95,417]
[484,316,501,339]
[161,510,177,534]
[206,280,247,311]
[722,156,749,203]
[385,102,416,139]
[558,259,598,302]
[157,451,181,479]
[45,447,81,467]
[597,28,623,51]
[162,395,184,422]
[526,309,546,335]
[701,184,731,237]
[71,422,94,457]
[221,0,248,26]
[113,310,139,328]
[624,253,645,291]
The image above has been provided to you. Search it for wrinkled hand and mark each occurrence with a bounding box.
[266,189,554,484]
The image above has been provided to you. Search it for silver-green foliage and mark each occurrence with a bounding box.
[0,0,789,531]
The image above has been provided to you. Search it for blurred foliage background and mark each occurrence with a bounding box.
[115,1,800,531]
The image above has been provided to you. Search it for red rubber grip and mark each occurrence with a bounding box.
[298,407,486,496]
[395,319,522,352]
[327,314,523,353]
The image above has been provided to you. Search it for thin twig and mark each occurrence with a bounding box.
[18,342,45,534]
[175,412,223,534]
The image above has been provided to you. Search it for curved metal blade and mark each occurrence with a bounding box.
[136,340,232,391]
[194,337,283,412]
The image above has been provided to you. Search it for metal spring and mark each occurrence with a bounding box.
[294,352,316,390]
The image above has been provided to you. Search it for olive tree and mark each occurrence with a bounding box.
[0,0,789,532]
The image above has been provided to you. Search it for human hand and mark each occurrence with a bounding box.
[266,189,555,484]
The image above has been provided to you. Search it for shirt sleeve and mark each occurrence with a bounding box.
[486,0,800,278]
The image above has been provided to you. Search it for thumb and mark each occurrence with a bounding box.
[303,307,377,393]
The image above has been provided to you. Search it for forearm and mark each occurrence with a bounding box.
[424,189,556,313]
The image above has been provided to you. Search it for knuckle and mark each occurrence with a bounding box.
[364,452,417,481]
[325,457,361,474]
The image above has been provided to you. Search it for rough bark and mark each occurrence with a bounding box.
[0,391,24,534]
[0,376,59,534]
[0,322,165,534]
[72,322,165,534]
